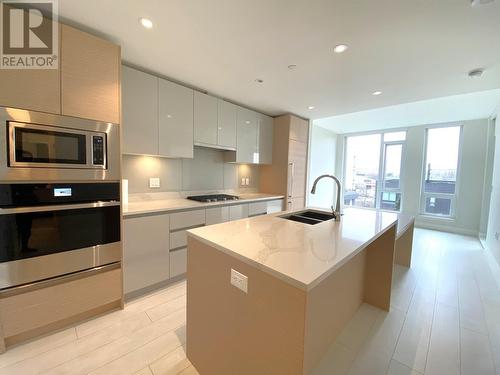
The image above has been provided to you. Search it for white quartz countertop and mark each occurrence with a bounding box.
[187,207,399,291]
[123,193,284,216]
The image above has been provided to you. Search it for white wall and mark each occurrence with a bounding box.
[333,119,490,236]
[307,125,338,209]
[486,103,500,265]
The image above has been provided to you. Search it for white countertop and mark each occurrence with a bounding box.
[187,207,399,291]
[122,193,285,216]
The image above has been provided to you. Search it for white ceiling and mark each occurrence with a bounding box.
[314,88,500,134]
[59,0,500,119]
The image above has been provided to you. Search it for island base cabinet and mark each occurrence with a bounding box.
[186,224,396,375]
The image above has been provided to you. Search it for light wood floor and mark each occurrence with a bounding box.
[1,228,499,374]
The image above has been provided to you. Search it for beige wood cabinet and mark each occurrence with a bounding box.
[158,78,194,158]
[194,91,218,146]
[61,24,121,124]
[0,20,61,113]
[121,66,158,155]
[260,114,310,210]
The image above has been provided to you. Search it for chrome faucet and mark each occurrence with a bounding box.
[310,174,342,221]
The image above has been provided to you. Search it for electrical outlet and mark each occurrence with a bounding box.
[230,269,248,293]
[149,177,160,188]
[496,232,499,241]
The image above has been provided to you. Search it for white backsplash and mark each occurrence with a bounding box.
[122,147,260,195]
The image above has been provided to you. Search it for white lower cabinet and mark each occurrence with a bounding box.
[267,199,284,214]
[170,248,187,278]
[229,204,249,221]
[206,206,230,225]
[123,213,170,295]
[124,200,283,296]
[249,201,267,217]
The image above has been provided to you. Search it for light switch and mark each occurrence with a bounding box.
[245,178,250,186]
[241,178,246,186]
[230,269,248,293]
[149,177,160,188]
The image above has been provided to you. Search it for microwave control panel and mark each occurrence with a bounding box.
[92,135,105,166]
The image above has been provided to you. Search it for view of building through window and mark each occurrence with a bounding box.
[344,134,381,208]
[344,131,405,211]
[422,126,461,216]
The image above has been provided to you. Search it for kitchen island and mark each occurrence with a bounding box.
[186,207,399,375]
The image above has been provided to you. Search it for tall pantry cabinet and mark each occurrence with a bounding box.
[260,114,310,211]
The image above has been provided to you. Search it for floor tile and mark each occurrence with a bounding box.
[387,360,422,375]
[310,343,356,375]
[424,303,460,375]
[460,328,496,375]
[149,345,191,375]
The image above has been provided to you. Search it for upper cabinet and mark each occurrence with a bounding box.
[194,92,218,146]
[120,66,272,162]
[61,25,121,124]
[158,79,194,158]
[121,67,194,159]
[235,108,258,163]
[122,66,158,155]
[217,100,237,149]
[0,21,120,122]
[257,113,273,165]
[194,94,237,150]
[0,20,60,114]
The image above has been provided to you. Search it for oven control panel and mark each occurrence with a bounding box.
[92,135,105,166]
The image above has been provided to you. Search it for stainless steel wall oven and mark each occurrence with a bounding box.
[0,107,121,290]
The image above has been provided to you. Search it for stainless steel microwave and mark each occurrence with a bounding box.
[8,122,107,169]
[0,107,120,182]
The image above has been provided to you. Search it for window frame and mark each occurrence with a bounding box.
[419,124,463,218]
[342,129,406,212]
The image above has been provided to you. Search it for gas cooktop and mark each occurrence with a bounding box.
[187,194,240,203]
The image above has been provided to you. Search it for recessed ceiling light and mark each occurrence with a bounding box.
[333,44,348,54]
[139,17,153,29]
[468,68,484,78]
[288,64,297,70]
[308,106,315,110]
[372,91,382,96]
[255,78,264,83]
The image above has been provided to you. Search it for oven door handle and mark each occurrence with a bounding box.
[0,201,120,215]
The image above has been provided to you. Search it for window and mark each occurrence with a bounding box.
[421,126,461,217]
[344,131,405,211]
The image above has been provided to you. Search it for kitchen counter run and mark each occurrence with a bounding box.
[122,193,284,216]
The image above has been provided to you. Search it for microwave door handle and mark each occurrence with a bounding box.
[0,201,120,215]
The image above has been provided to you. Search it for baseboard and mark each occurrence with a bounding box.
[482,243,500,290]
[124,275,186,302]
[414,221,478,236]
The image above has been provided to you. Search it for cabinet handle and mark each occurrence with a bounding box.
[288,162,294,198]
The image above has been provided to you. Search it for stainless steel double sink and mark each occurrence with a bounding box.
[280,209,336,225]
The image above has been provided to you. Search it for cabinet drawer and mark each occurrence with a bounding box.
[170,209,205,230]
[206,206,230,225]
[248,202,267,217]
[267,199,284,214]
[170,230,187,250]
[229,204,249,221]
[0,268,121,339]
[170,248,187,278]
